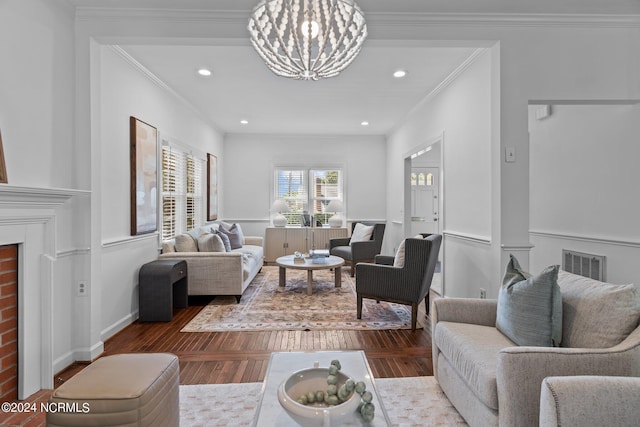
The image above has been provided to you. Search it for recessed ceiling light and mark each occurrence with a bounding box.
[240,119,249,125]
[393,70,407,78]
[361,121,369,126]
[197,68,212,77]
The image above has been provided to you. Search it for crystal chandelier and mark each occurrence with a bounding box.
[248,0,367,80]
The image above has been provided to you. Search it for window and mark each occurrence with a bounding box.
[161,145,205,240]
[274,167,343,226]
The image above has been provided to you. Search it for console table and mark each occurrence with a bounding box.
[138,259,188,321]
[264,227,348,263]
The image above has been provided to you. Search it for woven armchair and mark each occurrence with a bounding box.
[355,234,442,330]
[329,222,386,277]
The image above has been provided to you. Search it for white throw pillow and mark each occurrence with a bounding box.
[350,223,375,245]
[393,235,424,268]
[197,233,226,252]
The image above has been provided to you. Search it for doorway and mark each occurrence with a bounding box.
[403,135,444,295]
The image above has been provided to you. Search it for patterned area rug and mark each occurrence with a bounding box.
[179,376,467,426]
[181,266,425,332]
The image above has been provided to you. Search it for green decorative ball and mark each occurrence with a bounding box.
[330,359,342,370]
[326,395,340,406]
[327,374,338,385]
[362,390,373,403]
[355,381,366,395]
[345,379,355,392]
[306,391,316,403]
[297,395,308,405]
[315,390,325,402]
[360,402,375,422]
[327,384,337,396]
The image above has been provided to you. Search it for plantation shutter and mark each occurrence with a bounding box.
[161,144,205,240]
[310,169,342,225]
[275,169,307,225]
[186,154,204,231]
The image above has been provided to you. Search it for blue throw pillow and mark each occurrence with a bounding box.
[496,255,562,347]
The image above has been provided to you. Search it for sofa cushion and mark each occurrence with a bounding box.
[434,321,515,410]
[220,225,243,249]
[197,233,226,252]
[350,223,374,244]
[496,255,562,347]
[558,270,640,348]
[175,234,198,252]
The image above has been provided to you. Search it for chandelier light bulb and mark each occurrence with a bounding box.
[300,20,320,39]
[248,0,368,81]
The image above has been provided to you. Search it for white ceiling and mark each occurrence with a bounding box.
[69,0,639,135]
[120,44,478,135]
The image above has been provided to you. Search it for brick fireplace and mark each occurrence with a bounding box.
[0,244,18,401]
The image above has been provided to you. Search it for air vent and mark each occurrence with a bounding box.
[562,249,605,281]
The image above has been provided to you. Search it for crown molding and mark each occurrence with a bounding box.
[75,8,640,29]
[109,46,223,132]
[367,12,640,29]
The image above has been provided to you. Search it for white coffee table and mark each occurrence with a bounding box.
[252,350,391,426]
[276,255,345,296]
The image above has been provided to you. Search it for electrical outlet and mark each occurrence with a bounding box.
[77,281,89,297]
[480,288,487,299]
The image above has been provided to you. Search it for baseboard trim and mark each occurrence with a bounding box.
[101,311,138,342]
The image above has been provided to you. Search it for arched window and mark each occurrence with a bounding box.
[426,173,434,186]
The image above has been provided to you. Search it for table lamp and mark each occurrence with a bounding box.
[326,200,344,228]
[270,199,290,227]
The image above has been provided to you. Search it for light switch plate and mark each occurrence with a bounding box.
[505,146,516,163]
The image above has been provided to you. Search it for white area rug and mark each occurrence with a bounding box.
[179,376,467,426]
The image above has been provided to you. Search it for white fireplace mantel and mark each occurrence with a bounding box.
[0,184,90,399]
[0,185,90,207]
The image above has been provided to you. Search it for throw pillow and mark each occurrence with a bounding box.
[228,223,245,245]
[496,255,562,347]
[557,270,640,348]
[393,235,424,268]
[350,223,374,245]
[219,225,243,250]
[197,233,226,252]
[212,229,231,252]
[174,234,198,252]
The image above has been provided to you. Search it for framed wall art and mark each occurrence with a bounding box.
[130,117,158,235]
[207,153,218,221]
[0,129,7,184]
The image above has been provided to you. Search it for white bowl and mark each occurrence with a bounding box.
[277,367,361,427]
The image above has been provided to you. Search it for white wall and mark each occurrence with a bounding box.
[387,48,497,298]
[0,0,76,188]
[223,134,387,238]
[529,104,640,285]
[0,0,96,385]
[97,45,224,341]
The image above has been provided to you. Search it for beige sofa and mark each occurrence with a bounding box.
[159,224,263,301]
[432,270,640,427]
[539,375,640,427]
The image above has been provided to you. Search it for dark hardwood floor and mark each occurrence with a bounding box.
[2,292,435,426]
[79,294,435,385]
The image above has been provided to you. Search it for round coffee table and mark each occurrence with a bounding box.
[275,255,345,296]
